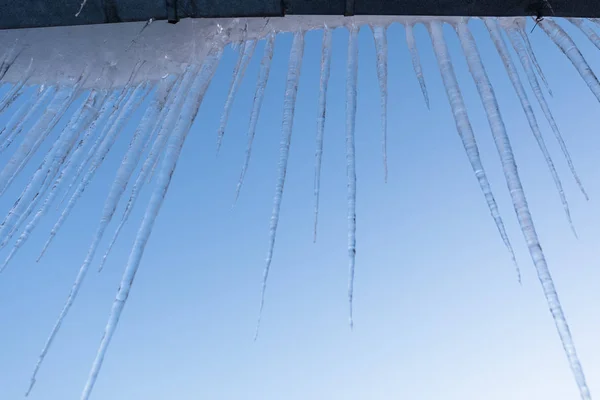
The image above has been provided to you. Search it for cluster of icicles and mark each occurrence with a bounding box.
[0,15,598,400]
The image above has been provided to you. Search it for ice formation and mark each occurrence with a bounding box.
[0,15,596,400]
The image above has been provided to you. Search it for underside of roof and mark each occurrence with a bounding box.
[1,0,599,30]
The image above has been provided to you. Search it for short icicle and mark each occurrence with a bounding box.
[346,23,359,329]
[80,46,223,400]
[312,27,332,241]
[0,58,33,115]
[216,39,257,152]
[503,23,588,200]
[372,25,388,182]
[516,21,553,96]
[255,31,305,340]
[457,19,591,399]
[569,18,600,51]
[484,19,576,234]
[405,23,430,108]
[427,20,520,282]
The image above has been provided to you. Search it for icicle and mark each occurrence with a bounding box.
[457,19,591,399]
[0,44,21,81]
[37,83,150,261]
[345,23,359,329]
[234,33,276,203]
[517,23,553,96]
[540,18,600,103]
[1,91,106,272]
[372,25,388,183]
[255,31,305,339]
[504,25,588,200]
[98,65,200,271]
[484,19,576,234]
[80,46,223,400]
[405,23,430,109]
[427,21,519,281]
[75,0,88,17]
[0,58,32,115]
[89,75,178,273]
[569,19,600,51]
[312,27,332,242]
[216,40,257,152]
[0,85,55,154]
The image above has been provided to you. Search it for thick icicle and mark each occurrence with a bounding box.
[372,25,388,183]
[312,27,332,241]
[80,46,223,400]
[98,65,199,271]
[569,18,600,51]
[516,23,553,96]
[255,31,305,339]
[457,20,591,399]
[1,91,106,272]
[216,39,257,151]
[346,24,359,329]
[405,23,430,108]
[234,33,276,203]
[484,19,576,234]
[504,24,588,200]
[540,18,600,103]
[427,21,519,281]
[37,83,150,261]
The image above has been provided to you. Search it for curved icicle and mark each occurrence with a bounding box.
[372,25,388,183]
[37,83,150,262]
[80,46,223,400]
[427,21,519,281]
[457,19,591,400]
[569,18,600,51]
[255,31,305,340]
[485,19,576,236]
[312,27,332,242]
[405,23,430,109]
[516,22,553,96]
[503,25,588,201]
[346,24,359,329]
[216,39,257,152]
[98,66,199,272]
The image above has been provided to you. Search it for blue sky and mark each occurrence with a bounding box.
[0,18,599,400]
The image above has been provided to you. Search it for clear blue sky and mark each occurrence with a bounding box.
[0,18,599,400]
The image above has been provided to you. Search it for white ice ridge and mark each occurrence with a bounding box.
[0,15,599,400]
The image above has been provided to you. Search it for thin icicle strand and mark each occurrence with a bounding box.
[504,26,588,200]
[457,20,591,400]
[346,24,359,329]
[569,19,600,51]
[517,24,553,96]
[312,27,332,241]
[427,21,519,281]
[235,33,276,203]
[98,65,199,271]
[216,39,257,151]
[38,83,150,261]
[80,46,223,400]
[540,18,600,103]
[255,31,305,339]
[405,23,430,108]
[485,19,576,234]
[1,91,106,272]
[0,59,32,115]
[372,25,388,183]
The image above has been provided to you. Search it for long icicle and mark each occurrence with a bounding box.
[97,65,199,272]
[405,23,430,109]
[216,39,257,151]
[346,23,359,329]
[234,33,276,203]
[457,19,591,399]
[37,83,150,262]
[255,31,305,339]
[516,22,553,96]
[427,21,520,282]
[1,91,106,272]
[372,25,388,183]
[503,24,588,200]
[80,46,223,400]
[569,18,600,51]
[539,18,600,103]
[0,58,33,115]
[312,27,332,241]
[484,19,576,234]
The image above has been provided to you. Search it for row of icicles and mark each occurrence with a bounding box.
[0,16,598,399]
